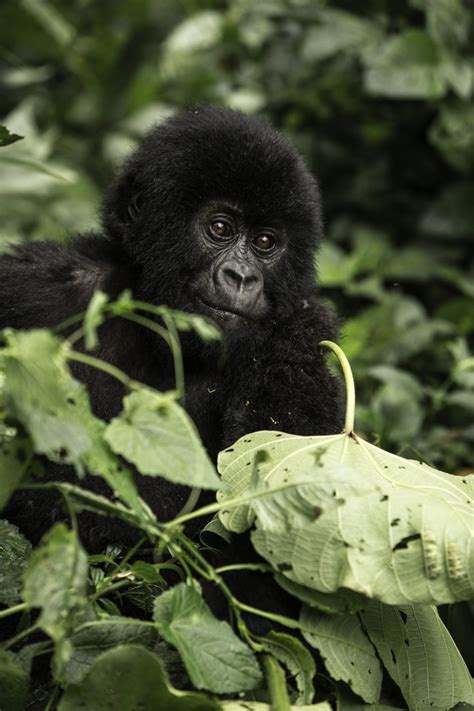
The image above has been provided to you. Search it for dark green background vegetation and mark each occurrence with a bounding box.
[1,0,473,471]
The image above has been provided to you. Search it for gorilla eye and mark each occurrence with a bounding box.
[209,219,233,239]
[253,233,276,252]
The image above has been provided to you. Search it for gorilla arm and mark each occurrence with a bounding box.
[222,295,344,445]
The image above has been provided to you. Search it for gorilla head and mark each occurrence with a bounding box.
[102,106,323,331]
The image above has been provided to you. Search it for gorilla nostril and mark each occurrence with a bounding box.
[222,265,258,290]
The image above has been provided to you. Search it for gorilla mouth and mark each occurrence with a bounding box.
[197,297,249,320]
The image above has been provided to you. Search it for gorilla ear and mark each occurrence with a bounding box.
[127,191,142,222]
[102,169,142,241]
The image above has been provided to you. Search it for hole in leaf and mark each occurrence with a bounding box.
[393,534,421,552]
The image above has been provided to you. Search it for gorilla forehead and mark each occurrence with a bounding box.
[131,106,321,232]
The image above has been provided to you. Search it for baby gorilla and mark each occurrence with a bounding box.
[0,106,343,548]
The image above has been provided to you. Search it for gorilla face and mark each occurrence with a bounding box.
[188,200,287,326]
[102,106,323,328]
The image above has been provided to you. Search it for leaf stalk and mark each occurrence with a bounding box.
[320,340,356,432]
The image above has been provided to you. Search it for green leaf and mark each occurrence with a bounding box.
[430,105,474,174]
[153,582,262,693]
[64,619,156,684]
[342,295,451,365]
[0,520,32,606]
[275,576,365,615]
[58,645,221,710]
[424,0,470,51]
[361,602,474,710]
[300,607,382,704]
[171,312,222,342]
[83,290,108,351]
[421,182,474,239]
[78,404,154,525]
[0,650,29,711]
[337,685,406,710]
[364,30,447,99]
[218,430,474,604]
[22,524,88,640]
[0,434,33,508]
[199,515,233,551]
[105,389,220,489]
[161,12,223,79]
[301,9,381,63]
[21,0,75,47]
[0,126,23,148]
[259,631,316,704]
[222,703,332,710]
[2,330,90,465]
[38,481,156,536]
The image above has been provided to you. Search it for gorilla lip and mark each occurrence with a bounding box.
[197,297,248,320]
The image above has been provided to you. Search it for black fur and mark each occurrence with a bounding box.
[0,106,343,549]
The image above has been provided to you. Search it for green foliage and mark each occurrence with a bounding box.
[0,126,23,148]
[218,428,474,604]
[105,390,220,489]
[1,1,474,707]
[0,521,32,606]
[0,649,29,711]
[301,607,382,704]
[153,582,262,693]
[58,645,221,711]
[361,603,473,711]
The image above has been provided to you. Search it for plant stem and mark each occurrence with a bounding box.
[175,486,201,519]
[44,684,59,711]
[162,311,185,398]
[0,602,27,620]
[115,536,148,573]
[91,579,131,601]
[215,563,273,575]
[319,340,356,432]
[67,350,143,391]
[263,654,292,711]
[3,623,40,650]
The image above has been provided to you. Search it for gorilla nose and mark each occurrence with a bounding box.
[220,261,260,292]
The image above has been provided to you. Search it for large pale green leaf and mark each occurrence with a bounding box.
[58,645,221,711]
[153,582,262,693]
[105,389,220,489]
[0,520,32,606]
[360,602,474,710]
[300,607,382,704]
[217,430,474,604]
